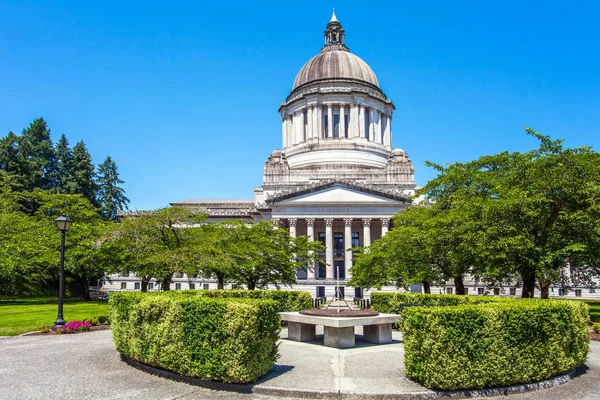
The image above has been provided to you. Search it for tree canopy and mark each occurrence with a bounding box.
[350,129,600,298]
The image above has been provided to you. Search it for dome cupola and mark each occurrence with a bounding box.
[270,10,410,186]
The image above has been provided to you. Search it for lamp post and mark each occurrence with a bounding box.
[54,214,73,327]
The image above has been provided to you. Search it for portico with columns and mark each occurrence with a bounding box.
[263,180,409,298]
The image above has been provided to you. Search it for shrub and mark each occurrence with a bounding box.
[402,300,590,390]
[181,290,312,311]
[593,322,600,333]
[109,292,280,383]
[40,324,51,333]
[98,315,108,324]
[370,292,514,314]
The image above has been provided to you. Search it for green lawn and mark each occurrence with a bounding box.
[0,297,109,336]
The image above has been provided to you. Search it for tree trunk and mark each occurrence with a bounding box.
[422,281,431,294]
[161,273,173,291]
[521,272,536,298]
[539,280,550,299]
[454,275,466,295]
[141,276,151,292]
[247,279,256,290]
[80,279,91,301]
[216,272,225,290]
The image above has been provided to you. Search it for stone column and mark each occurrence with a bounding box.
[307,106,313,141]
[362,218,372,247]
[381,218,390,236]
[344,218,353,281]
[272,218,281,228]
[340,104,346,138]
[306,218,316,279]
[384,114,392,149]
[359,104,365,138]
[287,116,294,147]
[375,111,382,144]
[316,105,323,139]
[325,218,334,279]
[300,109,306,143]
[369,109,375,141]
[327,104,333,139]
[288,218,297,238]
[292,112,299,145]
[281,116,287,149]
[350,103,359,138]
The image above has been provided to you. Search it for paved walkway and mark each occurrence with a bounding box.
[0,328,598,400]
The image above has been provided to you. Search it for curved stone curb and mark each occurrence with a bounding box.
[121,353,587,399]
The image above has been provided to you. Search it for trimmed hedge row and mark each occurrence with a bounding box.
[109,292,280,383]
[402,299,590,390]
[370,292,513,313]
[187,289,312,311]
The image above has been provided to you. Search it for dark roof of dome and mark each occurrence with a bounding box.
[292,48,379,90]
[291,11,380,91]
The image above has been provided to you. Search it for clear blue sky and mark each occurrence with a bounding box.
[1,1,598,210]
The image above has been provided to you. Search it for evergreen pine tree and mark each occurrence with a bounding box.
[96,155,129,220]
[18,117,57,190]
[65,141,97,206]
[54,134,71,193]
[0,132,21,175]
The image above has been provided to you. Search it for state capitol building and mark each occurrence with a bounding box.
[106,12,594,300]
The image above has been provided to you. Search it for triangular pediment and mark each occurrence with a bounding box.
[266,181,410,205]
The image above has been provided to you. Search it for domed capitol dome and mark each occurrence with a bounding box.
[259,10,415,191]
[292,47,380,90]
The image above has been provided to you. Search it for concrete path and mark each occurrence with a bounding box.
[0,328,598,400]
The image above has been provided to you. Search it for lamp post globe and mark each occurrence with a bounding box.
[54,214,73,327]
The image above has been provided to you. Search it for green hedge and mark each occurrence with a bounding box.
[188,290,312,311]
[370,292,513,313]
[402,299,590,390]
[109,292,280,383]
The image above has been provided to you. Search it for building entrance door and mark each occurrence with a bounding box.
[335,286,345,299]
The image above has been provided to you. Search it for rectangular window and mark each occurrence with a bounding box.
[317,258,326,279]
[509,288,516,296]
[175,283,181,290]
[344,115,350,137]
[335,286,345,299]
[558,288,565,296]
[316,286,325,298]
[121,282,127,290]
[333,114,340,138]
[189,283,195,290]
[333,260,345,280]
[493,288,500,295]
[324,115,328,137]
[575,289,582,297]
[296,266,308,280]
[354,287,363,298]
[478,288,485,295]
[134,282,140,290]
[364,109,370,139]
[203,283,209,290]
[334,232,344,257]
[318,232,326,247]
[351,232,360,248]
[148,283,154,290]
[446,287,453,295]
[464,288,469,295]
